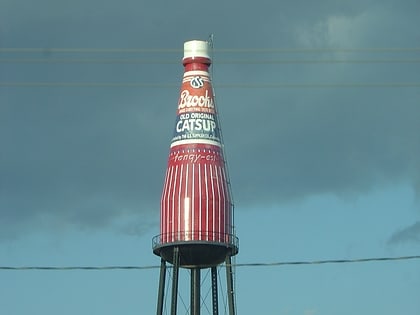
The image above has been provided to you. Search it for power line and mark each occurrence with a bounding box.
[232,255,420,267]
[214,48,420,54]
[0,58,176,64]
[212,83,420,88]
[1,255,419,271]
[0,82,177,88]
[1,48,420,54]
[0,265,159,271]
[0,48,181,54]
[1,82,419,88]
[2,58,420,64]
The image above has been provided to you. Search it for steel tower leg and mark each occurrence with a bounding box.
[156,259,166,315]
[191,268,201,315]
[171,247,180,315]
[211,267,219,315]
[225,256,236,315]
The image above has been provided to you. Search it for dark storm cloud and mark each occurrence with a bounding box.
[0,88,170,237]
[1,0,420,238]
[388,222,420,245]
[223,101,420,206]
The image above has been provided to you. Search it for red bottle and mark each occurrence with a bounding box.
[153,40,238,267]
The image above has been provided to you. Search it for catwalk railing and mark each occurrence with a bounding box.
[152,231,239,250]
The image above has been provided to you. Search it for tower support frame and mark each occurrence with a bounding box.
[155,247,236,315]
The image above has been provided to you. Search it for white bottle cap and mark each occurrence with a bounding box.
[183,40,210,60]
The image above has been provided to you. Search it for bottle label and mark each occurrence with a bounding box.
[171,71,221,147]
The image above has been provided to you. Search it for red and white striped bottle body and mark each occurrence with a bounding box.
[160,67,233,246]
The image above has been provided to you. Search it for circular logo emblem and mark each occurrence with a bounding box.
[190,76,204,89]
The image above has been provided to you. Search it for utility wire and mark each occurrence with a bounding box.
[0,82,420,89]
[1,255,419,271]
[231,255,420,267]
[2,58,420,64]
[213,48,420,53]
[0,82,178,88]
[1,48,420,53]
[0,265,160,271]
[1,82,419,88]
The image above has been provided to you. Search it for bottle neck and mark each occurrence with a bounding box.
[183,57,211,72]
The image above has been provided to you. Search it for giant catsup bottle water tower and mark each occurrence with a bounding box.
[152,39,239,315]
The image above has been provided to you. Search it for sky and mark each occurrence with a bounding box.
[1,0,420,314]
